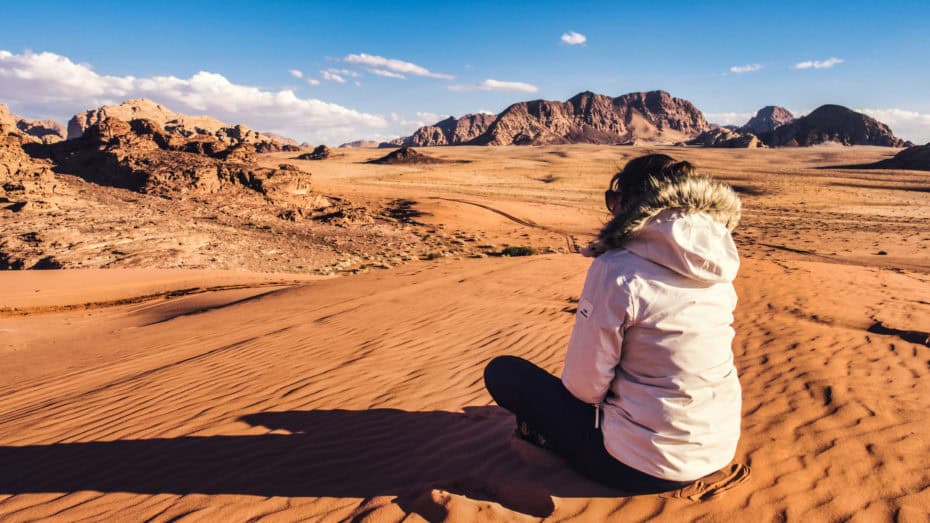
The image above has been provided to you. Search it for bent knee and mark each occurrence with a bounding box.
[483,355,527,402]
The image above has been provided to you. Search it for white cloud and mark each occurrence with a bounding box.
[325,68,360,78]
[858,108,930,144]
[704,112,754,126]
[448,79,539,94]
[388,111,449,130]
[369,68,405,79]
[560,31,587,45]
[289,68,303,79]
[320,70,346,83]
[306,78,320,86]
[354,80,362,87]
[795,57,844,70]
[0,49,385,144]
[343,53,453,80]
[730,64,762,74]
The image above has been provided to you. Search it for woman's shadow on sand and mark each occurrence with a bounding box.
[0,406,627,518]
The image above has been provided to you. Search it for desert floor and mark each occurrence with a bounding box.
[2,145,929,521]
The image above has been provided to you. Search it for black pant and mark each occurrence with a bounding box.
[483,355,690,494]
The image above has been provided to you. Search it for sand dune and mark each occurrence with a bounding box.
[2,146,929,521]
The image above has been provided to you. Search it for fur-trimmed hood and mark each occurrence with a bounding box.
[586,175,742,282]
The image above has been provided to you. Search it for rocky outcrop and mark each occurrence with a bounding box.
[37,116,308,196]
[0,120,58,206]
[866,143,930,171]
[687,128,763,148]
[390,114,497,147]
[473,90,708,146]
[740,106,794,135]
[377,91,707,147]
[761,105,908,147]
[378,114,495,148]
[368,146,448,165]
[298,145,331,160]
[0,104,66,144]
[66,99,300,152]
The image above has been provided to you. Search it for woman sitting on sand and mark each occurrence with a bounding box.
[484,154,743,493]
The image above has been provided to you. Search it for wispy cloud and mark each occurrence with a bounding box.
[325,68,360,78]
[560,31,587,45]
[343,53,453,80]
[321,70,346,83]
[369,68,405,79]
[306,78,320,86]
[858,108,930,144]
[0,49,385,144]
[448,79,539,94]
[730,64,762,74]
[703,112,755,126]
[288,68,303,79]
[387,111,450,132]
[795,57,844,69]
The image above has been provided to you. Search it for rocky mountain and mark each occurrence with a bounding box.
[67,99,300,152]
[740,106,794,135]
[0,104,66,144]
[378,91,708,147]
[761,105,908,147]
[0,117,58,210]
[687,128,764,148]
[473,90,709,146]
[384,114,498,148]
[34,116,309,196]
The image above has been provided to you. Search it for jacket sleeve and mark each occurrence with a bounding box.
[561,256,633,404]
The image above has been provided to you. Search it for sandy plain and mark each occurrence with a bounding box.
[1,145,929,521]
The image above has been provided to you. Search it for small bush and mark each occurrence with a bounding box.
[500,246,535,257]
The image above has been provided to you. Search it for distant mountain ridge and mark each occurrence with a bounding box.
[382,90,710,147]
[760,105,909,147]
[740,106,795,135]
[0,104,66,144]
[67,99,300,152]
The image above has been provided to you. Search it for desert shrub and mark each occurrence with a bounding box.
[500,246,535,257]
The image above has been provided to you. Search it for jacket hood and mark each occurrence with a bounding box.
[624,210,740,283]
[588,174,742,282]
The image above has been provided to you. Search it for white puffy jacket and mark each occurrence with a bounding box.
[562,208,742,482]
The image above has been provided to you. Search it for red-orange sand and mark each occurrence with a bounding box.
[1,146,929,521]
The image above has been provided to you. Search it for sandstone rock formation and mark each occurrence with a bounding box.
[687,128,764,148]
[384,114,498,147]
[378,91,707,147]
[0,104,66,144]
[761,105,908,147]
[298,145,331,160]
[740,106,794,135]
[368,146,448,165]
[67,99,300,152]
[0,120,57,205]
[39,116,308,196]
[475,90,708,145]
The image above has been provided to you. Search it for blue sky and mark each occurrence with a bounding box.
[1,0,928,144]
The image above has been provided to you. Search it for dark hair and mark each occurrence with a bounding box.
[609,154,696,203]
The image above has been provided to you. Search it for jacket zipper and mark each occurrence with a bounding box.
[594,403,601,429]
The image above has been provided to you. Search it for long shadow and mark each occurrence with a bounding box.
[827,182,930,193]
[0,407,620,517]
[868,321,930,347]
